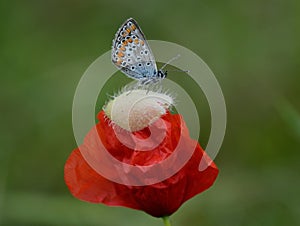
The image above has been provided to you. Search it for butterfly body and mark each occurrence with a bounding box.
[112,18,167,84]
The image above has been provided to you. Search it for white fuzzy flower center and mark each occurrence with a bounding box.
[103,89,174,132]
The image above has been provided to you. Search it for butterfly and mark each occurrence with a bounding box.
[111,18,167,85]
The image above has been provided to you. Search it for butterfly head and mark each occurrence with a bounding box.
[157,70,167,79]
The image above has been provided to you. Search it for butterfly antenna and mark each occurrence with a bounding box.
[167,69,190,73]
[160,54,181,71]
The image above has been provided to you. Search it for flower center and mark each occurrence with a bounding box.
[103,89,174,132]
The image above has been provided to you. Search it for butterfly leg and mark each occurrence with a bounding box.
[125,81,145,96]
[141,79,154,94]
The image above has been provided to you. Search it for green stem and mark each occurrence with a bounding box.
[162,216,171,226]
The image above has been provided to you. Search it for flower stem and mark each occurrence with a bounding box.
[162,216,171,226]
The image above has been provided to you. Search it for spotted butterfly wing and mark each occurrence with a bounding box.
[112,18,158,82]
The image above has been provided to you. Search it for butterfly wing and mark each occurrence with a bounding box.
[111,18,158,81]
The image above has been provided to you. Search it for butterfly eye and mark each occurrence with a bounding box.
[128,48,132,51]
[140,51,144,55]
[144,50,148,55]
[131,66,135,70]
[127,53,131,56]
[122,62,126,66]
[146,62,151,66]
[132,45,136,49]
[127,58,131,62]
[128,22,132,26]
[138,63,142,67]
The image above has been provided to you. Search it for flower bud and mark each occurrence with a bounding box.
[103,89,174,132]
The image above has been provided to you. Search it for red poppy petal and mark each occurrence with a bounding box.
[64,111,219,217]
[64,148,141,210]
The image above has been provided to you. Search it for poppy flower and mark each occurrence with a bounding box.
[65,89,218,220]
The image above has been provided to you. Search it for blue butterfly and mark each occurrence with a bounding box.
[111,18,167,85]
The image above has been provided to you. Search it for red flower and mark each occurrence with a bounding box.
[64,110,218,217]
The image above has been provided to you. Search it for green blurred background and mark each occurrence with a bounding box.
[1,0,299,225]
